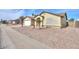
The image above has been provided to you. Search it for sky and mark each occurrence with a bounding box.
[0,9,79,21]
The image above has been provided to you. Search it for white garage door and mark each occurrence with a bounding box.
[23,20,31,26]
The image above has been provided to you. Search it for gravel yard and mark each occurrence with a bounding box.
[12,26,79,49]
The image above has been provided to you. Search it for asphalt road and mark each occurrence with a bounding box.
[0,24,50,49]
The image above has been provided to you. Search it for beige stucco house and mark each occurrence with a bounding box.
[34,12,68,28]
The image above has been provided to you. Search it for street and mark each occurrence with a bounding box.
[0,24,50,49]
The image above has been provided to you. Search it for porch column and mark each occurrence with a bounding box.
[42,20,43,28]
[35,21,37,28]
[40,22,42,28]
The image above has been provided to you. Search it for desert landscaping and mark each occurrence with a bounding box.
[12,25,79,49]
[1,9,79,49]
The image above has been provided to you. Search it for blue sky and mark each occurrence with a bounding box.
[0,9,79,20]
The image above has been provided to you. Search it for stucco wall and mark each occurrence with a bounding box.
[41,13,61,28]
[61,16,67,28]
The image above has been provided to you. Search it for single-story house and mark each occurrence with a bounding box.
[68,20,79,28]
[33,11,68,28]
[68,20,75,27]
[7,20,19,25]
[23,16,34,27]
[75,21,79,27]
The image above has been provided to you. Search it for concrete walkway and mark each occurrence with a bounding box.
[0,24,50,49]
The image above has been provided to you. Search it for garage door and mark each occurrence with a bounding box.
[23,20,31,26]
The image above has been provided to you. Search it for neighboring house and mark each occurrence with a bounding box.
[68,20,79,28]
[74,21,79,27]
[34,11,68,28]
[68,21,75,27]
[7,20,19,25]
[23,16,34,27]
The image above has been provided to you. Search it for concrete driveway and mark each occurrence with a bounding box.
[0,24,50,49]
